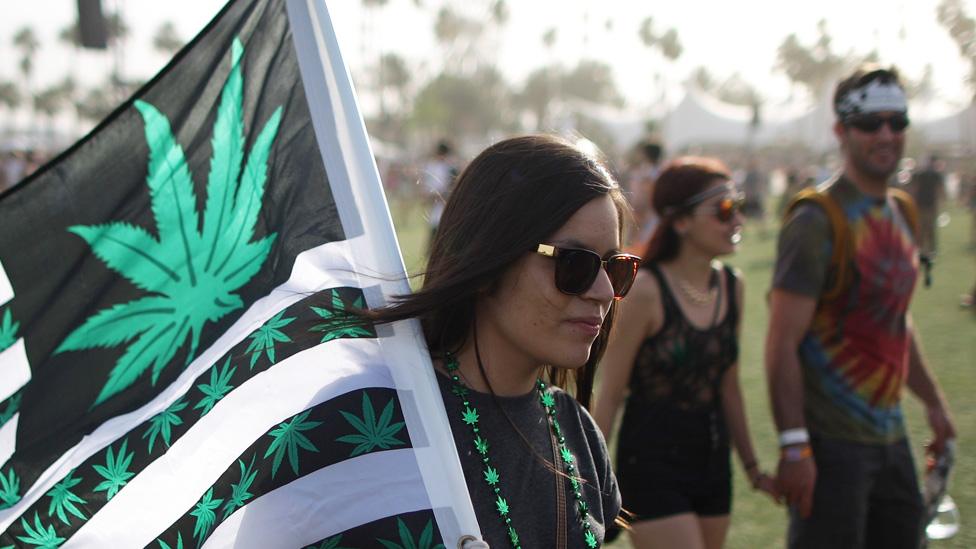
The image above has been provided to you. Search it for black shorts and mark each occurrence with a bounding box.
[616,442,732,521]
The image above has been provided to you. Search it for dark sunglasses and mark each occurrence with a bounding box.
[536,244,642,299]
[697,196,745,223]
[845,113,910,133]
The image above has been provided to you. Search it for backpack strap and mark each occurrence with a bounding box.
[783,187,851,302]
[887,187,920,239]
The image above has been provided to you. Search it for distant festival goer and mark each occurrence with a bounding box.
[419,139,458,248]
[910,153,946,258]
[626,140,664,245]
[595,157,777,549]
[766,65,956,549]
[363,135,633,546]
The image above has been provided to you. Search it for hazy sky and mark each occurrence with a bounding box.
[2,0,974,119]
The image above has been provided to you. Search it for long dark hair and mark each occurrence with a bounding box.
[643,156,731,263]
[368,134,628,408]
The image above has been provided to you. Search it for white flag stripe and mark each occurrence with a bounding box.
[66,336,393,547]
[203,449,431,549]
[0,237,367,529]
[0,414,17,470]
[290,0,479,543]
[0,339,29,403]
[0,259,12,306]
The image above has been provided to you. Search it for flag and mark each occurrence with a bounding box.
[0,0,479,546]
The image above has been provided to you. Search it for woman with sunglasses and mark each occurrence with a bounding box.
[594,157,777,549]
[361,134,638,547]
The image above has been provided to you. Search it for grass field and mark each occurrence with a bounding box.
[389,197,976,549]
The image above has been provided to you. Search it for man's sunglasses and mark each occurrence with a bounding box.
[845,113,910,133]
[536,244,642,299]
[697,196,745,223]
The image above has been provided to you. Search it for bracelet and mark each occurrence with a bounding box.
[781,444,813,463]
[742,459,758,472]
[778,428,810,447]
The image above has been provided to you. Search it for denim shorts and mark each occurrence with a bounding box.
[788,435,924,549]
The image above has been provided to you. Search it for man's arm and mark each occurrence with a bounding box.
[765,289,818,518]
[904,314,956,455]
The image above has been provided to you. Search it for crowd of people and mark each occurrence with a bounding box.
[0,149,50,192]
[366,64,966,549]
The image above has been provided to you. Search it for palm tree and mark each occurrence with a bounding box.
[33,77,76,134]
[13,27,39,126]
[636,17,682,123]
[0,82,21,130]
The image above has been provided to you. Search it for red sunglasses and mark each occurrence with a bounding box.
[697,196,745,223]
[536,244,642,299]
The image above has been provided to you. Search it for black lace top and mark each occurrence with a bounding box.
[617,263,739,452]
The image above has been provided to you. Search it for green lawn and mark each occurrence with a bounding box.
[390,197,976,549]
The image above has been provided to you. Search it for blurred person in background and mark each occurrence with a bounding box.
[626,140,665,246]
[1,150,27,191]
[962,172,976,250]
[741,158,768,224]
[595,157,777,549]
[766,65,955,549]
[419,138,459,250]
[910,154,946,259]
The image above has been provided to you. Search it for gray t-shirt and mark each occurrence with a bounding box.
[437,372,621,547]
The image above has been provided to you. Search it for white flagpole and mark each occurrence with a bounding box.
[286,0,481,544]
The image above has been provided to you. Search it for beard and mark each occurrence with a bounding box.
[847,140,903,181]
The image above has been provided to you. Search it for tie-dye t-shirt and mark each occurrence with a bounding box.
[773,176,918,444]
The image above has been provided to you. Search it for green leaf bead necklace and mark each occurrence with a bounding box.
[445,354,600,549]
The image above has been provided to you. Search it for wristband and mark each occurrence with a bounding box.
[781,444,813,462]
[778,428,810,447]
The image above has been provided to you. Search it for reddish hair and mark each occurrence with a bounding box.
[643,156,731,263]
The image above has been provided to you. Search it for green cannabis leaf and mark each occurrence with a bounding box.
[0,392,21,427]
[309,291,371,343]
[143,397,188,453]
[376,518,444,549]
[45,469,86,525]
[15,512,64,548]
[221,455,258,521]
[157,532,184,549]
[55,37,283,407]
[194,357,236,417]
[0,308,18,352]
[336,392,405,457]
[245,310,295,369]
[190,487,223,545]
[264,410,321,478]
[0,467,20,509]
[92,439,135,501]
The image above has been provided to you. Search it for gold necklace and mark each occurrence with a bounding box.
[675,273,717,306]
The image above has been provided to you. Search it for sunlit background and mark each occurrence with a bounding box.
[3,0,976,163]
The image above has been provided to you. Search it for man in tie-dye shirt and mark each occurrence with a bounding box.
[765,66,956,549]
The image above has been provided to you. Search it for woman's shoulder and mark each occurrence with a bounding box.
[712,260,744,288]
[628,267,662,304]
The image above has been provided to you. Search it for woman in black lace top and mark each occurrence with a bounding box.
[594,157,778,549]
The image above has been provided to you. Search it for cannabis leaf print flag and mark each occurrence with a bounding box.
[0,0,479,547]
